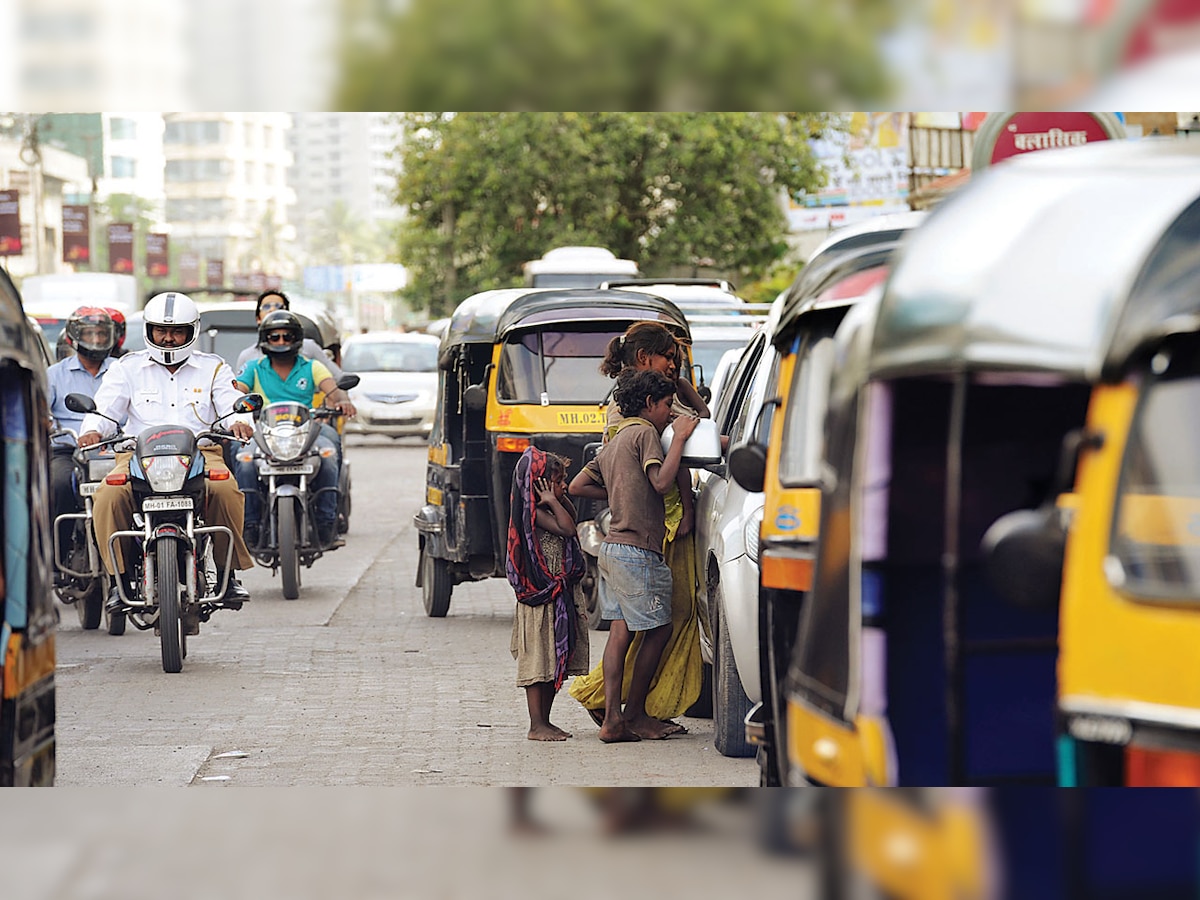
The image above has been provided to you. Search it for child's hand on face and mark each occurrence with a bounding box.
[535,478,557,507]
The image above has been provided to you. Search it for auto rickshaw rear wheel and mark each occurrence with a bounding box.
[422,551,452,617]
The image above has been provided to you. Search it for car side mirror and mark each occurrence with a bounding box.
[698,384,712,403]
[463,383,488,411]
[65,392,97,414]
[337,374,360,391]
[728,441,766,493]
[234,394,264,414]
[981,507,1066,610]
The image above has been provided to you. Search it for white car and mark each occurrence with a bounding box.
[692,297,783,758]
[340,332,440,439]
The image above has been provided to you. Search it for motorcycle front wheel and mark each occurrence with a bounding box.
[278,498,301,600]
[157,542,184,673]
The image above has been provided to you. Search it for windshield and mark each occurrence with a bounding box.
[779,331,838,486]
[1111,354,1200,600]
[691,337,752,384]
[343,341,438,373]
[496,329,618,403]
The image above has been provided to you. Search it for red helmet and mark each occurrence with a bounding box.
[103,307,127,350]
[65,306,115,362]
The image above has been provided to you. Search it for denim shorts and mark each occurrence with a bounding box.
[597,542,672,632]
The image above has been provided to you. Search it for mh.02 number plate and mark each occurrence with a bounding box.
[141,496,194,512]
[259,463,314,476]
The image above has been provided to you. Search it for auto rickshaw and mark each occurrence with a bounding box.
[778,139,1200,787]
[818,787,1200,900]
[728,211,926,786]
[413,287,692,617]
[981,139,1200,786]
[0,268,56,785]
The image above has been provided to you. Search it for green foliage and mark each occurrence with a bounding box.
[394,113,839,315]
[739,262,802,307]
[335,0,894,109]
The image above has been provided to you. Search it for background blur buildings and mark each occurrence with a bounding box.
[162,113,296,280]
[42,113,165,208]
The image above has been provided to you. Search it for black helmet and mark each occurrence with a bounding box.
[258,310,304,356]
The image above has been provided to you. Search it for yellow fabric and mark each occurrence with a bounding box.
[568,529,703,720]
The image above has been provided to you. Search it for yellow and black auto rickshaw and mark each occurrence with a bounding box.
[728,211,926,786]
[413,287,691,617]
[0,268,56,785]
[982,138,1200,786]
[777,139,1200,787]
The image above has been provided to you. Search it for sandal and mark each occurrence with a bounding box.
[587,707,605,728]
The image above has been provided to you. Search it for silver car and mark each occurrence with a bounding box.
[341,332,440,439]
[693,296,783,758]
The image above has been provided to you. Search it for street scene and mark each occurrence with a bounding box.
[8,106,1200,898]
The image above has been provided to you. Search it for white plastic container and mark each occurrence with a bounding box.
[660,417,722,465]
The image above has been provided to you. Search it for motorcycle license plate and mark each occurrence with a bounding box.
[79,482,102,497]
[141,496,194,512]
[260,463,314,476]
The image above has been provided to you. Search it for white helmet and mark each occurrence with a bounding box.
[143,291,200,366]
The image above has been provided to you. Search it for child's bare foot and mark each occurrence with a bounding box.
[626,714,677,740]
[528,723,569,741]
[548,723,573,739]
[658,718,687,735]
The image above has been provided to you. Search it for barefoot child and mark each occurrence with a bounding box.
[569,368,697,743]
[506,448,590,741]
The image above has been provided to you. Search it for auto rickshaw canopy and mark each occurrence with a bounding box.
[869,138,1200,383]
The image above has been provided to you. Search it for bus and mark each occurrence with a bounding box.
[522,246,639,288]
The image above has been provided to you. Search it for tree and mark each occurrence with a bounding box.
[393,113,837,315]
[92,193,160,299]
[335,0,894,109]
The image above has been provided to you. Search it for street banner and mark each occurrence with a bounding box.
[0,190,22,256]
[62,204,89,264]
[107,223,134,274]
[206,258,224,288]
[232,273,250,291]
[180,252,201,288]
[249,272,265,292]
[145,232,169,278]
[265,274,282,290]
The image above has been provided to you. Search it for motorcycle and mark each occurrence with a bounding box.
[64,391,263,673]
[240,375,358,600]
[49,428,120,632]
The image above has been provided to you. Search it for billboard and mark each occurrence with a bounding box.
[179,252,201,289]
[145,232,169,278]
[62,205,89,264]
[206,259,224,288]
[0,190,22,256]
[107,223,134,274]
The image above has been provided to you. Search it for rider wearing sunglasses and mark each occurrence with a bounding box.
[233,310,355,547]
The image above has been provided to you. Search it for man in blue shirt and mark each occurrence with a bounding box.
[46,307,116,561]
[234,310,355,548]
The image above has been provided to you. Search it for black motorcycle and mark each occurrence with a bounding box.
[50,430,120,631]
[65,392,262,673]
[241,375,357,600]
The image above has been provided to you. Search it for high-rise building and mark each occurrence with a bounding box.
[162,112,295,279]
[288,112,403,256]
[41,113,166,210]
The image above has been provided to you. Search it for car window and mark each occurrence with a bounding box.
[691,336,753,385]
[343,341,438,373]
[714,333,764,438]
[779,331,837,487]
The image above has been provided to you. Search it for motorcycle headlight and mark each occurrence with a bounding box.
[263,421,311,462]
[745,507,763,564]
[142,455,190,493]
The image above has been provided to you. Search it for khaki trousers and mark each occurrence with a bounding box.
[92,445,253,575]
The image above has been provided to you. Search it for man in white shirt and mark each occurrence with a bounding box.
[79,292,255,612]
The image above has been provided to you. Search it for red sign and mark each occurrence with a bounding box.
[0,190,21,257]
[989,113,1114,166]
[107,223,134,274]
[62,204,89,264]
[206,259,224,288]
[145,232,169,278]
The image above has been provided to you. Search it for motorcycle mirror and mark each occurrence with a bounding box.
[337,374,360,391]
[463,383,487,411]
[234,394,264,415]
[65,392,97,414]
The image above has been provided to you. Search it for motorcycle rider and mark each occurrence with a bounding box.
[45,306,117,570]
[233,309,355,548]
[103,307,128,358]
[78,291,255,608]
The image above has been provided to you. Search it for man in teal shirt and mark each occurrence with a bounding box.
[234,310,355,547]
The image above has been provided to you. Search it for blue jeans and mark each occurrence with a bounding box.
[236,431,340,528]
